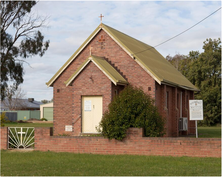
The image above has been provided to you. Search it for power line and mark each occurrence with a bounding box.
[132,7,221,56]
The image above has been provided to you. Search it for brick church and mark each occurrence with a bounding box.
[46,23,199,137]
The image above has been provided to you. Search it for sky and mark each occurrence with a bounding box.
[18,0,221,102]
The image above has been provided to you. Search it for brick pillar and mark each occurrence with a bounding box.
[126,128,144,139]
[173,87,179,137]
[1,127,8,149]
[35,127,52,151]
[184,90,188,135]
[163,85,169,136]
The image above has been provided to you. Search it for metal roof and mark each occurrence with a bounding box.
[65,55,128,86]
[47,23,199,91]
[102,24,199,91]
[1,98,42,110]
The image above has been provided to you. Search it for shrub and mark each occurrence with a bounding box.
[41,118,48,121]
[98,85,165,140]
[1,112,8,127]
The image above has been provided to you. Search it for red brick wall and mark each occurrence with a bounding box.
[155,83,195,137]
[72,62,112,136]
[34,127,221,158]
[1,127,220,157]
[0,127,7,150]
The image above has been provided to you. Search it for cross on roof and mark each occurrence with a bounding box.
[90,46,93,56]
[99,14,104,23]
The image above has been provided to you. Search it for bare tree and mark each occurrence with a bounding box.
[166,53,186,70]
[2,86,27,110]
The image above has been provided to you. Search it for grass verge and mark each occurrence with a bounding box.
[1,150,221,176]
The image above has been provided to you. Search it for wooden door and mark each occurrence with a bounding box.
[82,96,102,133]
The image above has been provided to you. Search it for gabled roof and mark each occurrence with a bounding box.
[46,23,199,91]
[65,55,128,86]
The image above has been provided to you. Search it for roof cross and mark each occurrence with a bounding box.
[99,14,104,23]
[90,46,93,56]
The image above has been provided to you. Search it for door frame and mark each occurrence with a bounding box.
[81,95,103,134]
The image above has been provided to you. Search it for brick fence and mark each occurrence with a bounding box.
[1,127,221,157]
[1,127,7,150]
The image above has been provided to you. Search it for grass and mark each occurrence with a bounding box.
[198,126,221,138]
[1,150,221,176]
[4,122,53,127]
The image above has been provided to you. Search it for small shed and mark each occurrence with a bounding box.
[40,102,53,121]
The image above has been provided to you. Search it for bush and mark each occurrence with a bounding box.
[98,85,165,140]
[1,112,8,127]
[41,118,48,121]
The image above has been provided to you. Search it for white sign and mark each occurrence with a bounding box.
[65,125,72,132]
[189,100,203,120]
[84,100,91,111]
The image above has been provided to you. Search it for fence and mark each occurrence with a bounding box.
[8,127,35,149]
[0,127,221,157]
[4,112,17,122]
[35,128,221,158]
[1,110,40,121]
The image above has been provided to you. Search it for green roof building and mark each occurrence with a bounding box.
[47,23,198,137]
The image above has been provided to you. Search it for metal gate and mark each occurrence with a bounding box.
[8,127,35,149]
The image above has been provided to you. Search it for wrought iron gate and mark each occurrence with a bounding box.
[8,127,35,149]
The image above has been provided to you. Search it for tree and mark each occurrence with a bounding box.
[191,38,221,125]
[167,38,221,125]
[2,86,27,110]
[1,1,50,100]
[166,53,186,70]
[98,85,165,140]
[41,99,50,104]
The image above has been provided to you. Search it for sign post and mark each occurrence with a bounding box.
[195,120,198,138]
[189,100,203,138]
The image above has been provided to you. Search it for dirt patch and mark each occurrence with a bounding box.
[31,120,53,124]
[8,149,34,152]
[17,120,28,123]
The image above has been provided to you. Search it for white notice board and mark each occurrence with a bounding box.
[65,125,72,132]
[84,100,92,111]
[189,100,203,120]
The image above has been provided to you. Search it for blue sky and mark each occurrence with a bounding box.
[20,1,221,101]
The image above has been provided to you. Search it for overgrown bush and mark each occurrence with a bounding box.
[98,85,165,140]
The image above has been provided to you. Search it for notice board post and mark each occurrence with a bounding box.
[189,100,203,138]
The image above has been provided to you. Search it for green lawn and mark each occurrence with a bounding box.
[4,122,53,127]
[1,150,221,176]
[198,126,221,138]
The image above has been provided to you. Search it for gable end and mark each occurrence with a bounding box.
[65,55,128,86]
[46,26,102,87]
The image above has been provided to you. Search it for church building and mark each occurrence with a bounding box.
[46,23,199,137]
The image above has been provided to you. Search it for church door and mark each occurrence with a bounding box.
[82,96,103,133]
